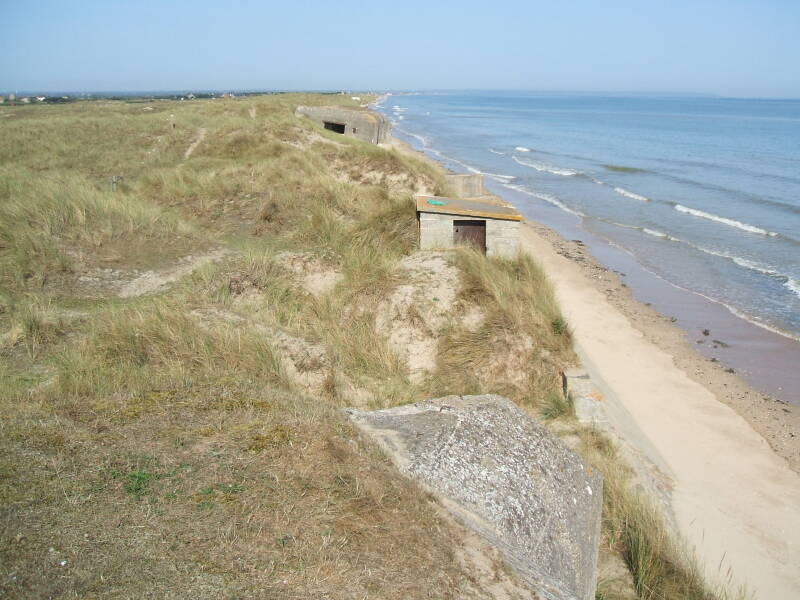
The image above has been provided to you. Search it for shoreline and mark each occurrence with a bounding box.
[384,127,800,598]
[386,131,799,474]
[379,94,800,405]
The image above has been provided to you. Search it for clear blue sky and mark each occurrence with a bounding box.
[2,0,798,97]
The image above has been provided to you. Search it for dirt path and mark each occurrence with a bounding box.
[520,223,800,599]
[117,249,228,298]
[183,127,207,159]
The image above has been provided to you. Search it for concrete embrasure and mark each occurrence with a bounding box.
[345,394,603,600]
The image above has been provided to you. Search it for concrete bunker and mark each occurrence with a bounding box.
[295,105,391,144]
[416,195,522,258]
[445,173,486,198]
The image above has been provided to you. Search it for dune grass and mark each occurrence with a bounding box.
[0,93,736,599]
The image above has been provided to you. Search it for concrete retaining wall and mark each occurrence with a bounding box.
[295,105,391,144]
[419,212,520,258]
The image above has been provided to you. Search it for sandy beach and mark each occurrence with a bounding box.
[519,223,800,598]
[389,133,800,599]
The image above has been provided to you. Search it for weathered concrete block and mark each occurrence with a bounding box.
[445,173,486,198]
[345,394,603,600]
[562,369,607,425]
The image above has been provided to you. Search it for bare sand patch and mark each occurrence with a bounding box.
[275,251,343,297]
[376,252,460,382]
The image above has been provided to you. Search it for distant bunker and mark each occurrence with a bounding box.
[295,105,391,144]
[416,195,522,257]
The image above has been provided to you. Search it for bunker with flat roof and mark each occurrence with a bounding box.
[416,195,522,258]
[295,105,391,144]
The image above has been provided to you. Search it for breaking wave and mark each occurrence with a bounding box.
[642,228,674,240]
[489,148,506,155]
[398,128,430,147]
[512,156,580,177]
[501,183,585,217]
[630,226,800,300]
[613,187,650,202]
[785,278,800,299]
[515,146,531,152]
[674,204,778,236]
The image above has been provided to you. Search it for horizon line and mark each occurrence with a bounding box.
[2,88,799,101]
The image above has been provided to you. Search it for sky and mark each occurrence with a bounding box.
[1,0,799,98]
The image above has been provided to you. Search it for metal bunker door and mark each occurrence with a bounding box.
[453,220,487,254]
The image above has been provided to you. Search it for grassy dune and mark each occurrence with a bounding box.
[0,94,734,598]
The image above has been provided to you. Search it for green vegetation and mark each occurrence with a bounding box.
[0,93,736,599]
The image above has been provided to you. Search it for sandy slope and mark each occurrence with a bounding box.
[519,224,800,599]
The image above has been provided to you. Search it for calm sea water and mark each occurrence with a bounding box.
[375,92,800,341]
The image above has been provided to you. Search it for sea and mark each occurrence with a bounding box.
[373,91,800,402]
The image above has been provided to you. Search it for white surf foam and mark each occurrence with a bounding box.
[594,229,800,342]
[515,146,531,152]
[485,172,515,181]
[674,204,778,236]
[512,156,580,177]
[417,143,515,182]
[784,278,800,299]
[721,302,800,342]
[396,128,429,147]
[613,187,650,202]
[607,222,797,290]
[643,228,667,238]
[489,148,506,155]
[502,183,585,217]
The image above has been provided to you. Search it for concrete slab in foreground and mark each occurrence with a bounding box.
[345,395,602,600]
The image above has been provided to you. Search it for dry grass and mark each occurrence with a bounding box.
[425,248,574,405]
[0,93,508,599]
